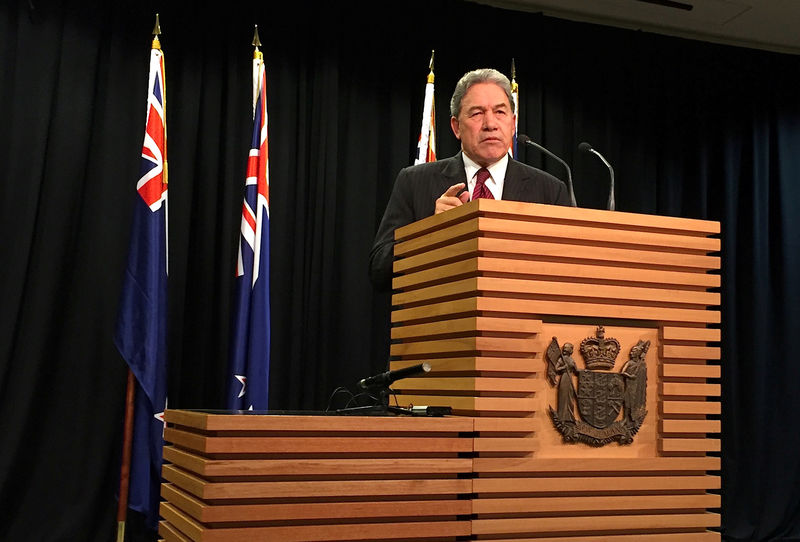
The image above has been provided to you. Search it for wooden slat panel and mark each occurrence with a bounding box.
[474,438,539,452]
[162,483,212,523]
[159,520,192,542]
[480,217,719,251]
[391,316,542,340]
[660,439,721,453]
[661,401,721,415]
[395,216,720,257]
[164,411,474,433]
[661,345,721,359]
[395,217,483,257]
[159,503,203,541]
[393,277,720,307]
[481,533,719,542]
[473,457,720,474]
[164,429,471,455]
[161,502,471,542]
[163,447,473,477]
[394,237,478,272]
[394,199,720,242]
[393,277,477,305]
[391,394,537,414]
[392,298,478,323]
[163,446,210,475]
[163,464,473,500]
[661,420,721,434]
[392,297,720,325]
[472,494,721,514]
[661,364,721,379]
[472,417,539,433]
[471,513,720,536]
[473,475,720,494]
[394,257,721,291]
[160,408,723,540]
[390,357,540,374]
[162,483,471,523]
[390,336,538,357]
[661,382,721,397]
[391,376,541,393]
[395,237,720,275]
[661,326,721,342]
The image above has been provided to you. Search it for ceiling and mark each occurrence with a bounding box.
[477,0,800,55]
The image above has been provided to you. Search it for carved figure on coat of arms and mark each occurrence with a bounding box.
[546,326,651,446]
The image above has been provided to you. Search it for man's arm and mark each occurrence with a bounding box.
[552,177,572,206]
[369,168,416,291]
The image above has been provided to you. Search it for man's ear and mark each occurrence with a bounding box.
[450,116,460,140]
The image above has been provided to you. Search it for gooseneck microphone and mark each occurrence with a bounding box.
[517,134,577,207]
[578,142,615,211]
[358,362,431,390]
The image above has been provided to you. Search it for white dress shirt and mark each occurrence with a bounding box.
[462,152,509,200]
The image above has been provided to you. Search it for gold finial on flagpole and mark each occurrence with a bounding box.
[510,58,518,93]
[151,13,162,49]
[427,50,435,83]
[252,25,263,60]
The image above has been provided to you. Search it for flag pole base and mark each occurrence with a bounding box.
[116,520,126,542]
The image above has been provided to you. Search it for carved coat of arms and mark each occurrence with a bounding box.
[545,326,650,446]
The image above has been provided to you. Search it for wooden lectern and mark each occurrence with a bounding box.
[158,199,721,541]
[158,410,475,541]
[389,198,721,540]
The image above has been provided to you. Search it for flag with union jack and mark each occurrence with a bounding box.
[227,42,270,410]
[414,51,436,165]
[113,38,168,529]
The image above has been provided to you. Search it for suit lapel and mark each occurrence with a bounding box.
[437,152,467,194]
[500,158,527,201]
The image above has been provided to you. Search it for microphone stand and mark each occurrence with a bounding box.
[579,142,615,211]
[337,363,449,416]
[518,134,577,206]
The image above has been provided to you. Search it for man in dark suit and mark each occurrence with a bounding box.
[369,68,571,289]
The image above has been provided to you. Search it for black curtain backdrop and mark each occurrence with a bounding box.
[1,0,799,540]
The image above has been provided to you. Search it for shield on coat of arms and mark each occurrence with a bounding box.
[577,370,624,429]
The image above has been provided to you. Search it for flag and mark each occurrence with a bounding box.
[414,51,436,164]
[227,42,270,410]
[509,59,519,158]
[113,38,168,530]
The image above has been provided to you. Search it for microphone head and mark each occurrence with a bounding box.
[517,133,531,144]
[578,142,593,152]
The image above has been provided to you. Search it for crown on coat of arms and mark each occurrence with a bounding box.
[579,326,621,370]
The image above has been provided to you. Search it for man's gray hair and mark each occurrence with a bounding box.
[450,68,513,118]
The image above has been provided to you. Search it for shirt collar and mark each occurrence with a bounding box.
[461,152,509,200]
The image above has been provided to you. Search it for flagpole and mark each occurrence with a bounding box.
[115,15,162,542]
[510,58,518,159]
[414,50,436,165]
[115,369,136,542]
[252,25,262,116]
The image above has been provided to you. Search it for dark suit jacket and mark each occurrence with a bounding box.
[369,152,571,289]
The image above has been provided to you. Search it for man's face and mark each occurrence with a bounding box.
[450,82,516,167]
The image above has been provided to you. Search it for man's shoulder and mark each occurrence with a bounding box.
[509,157,557,180]
[510,158,568,187]
[396,154,463,184]
[401,154,460,174]
[505,157,571,205]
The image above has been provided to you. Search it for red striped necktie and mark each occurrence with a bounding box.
[473,167,494,200]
